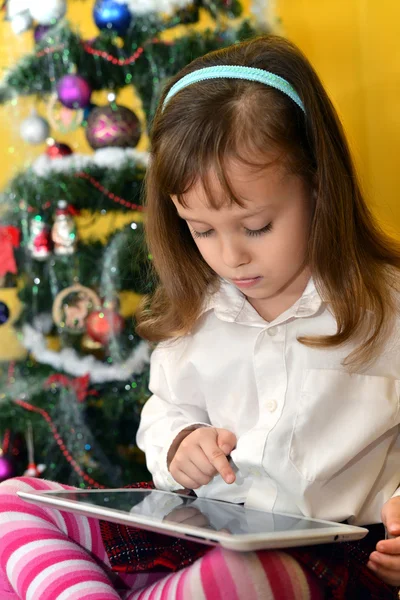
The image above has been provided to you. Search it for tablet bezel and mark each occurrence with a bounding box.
[17,488,368,552]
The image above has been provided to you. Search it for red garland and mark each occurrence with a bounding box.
[82,42,144,66]
[74,172,145,211]
[66,204,81,216]
[7,361,15,382]
[14,398,105,488]
[35,40,146,66]
[2,429,10,454]
[44,373,99,403]
[27,202,80,214]
[36,44,66,58]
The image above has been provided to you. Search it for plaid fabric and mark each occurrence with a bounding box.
[100,482,208,573]
[100,483,400,599]
[289,525,399,599]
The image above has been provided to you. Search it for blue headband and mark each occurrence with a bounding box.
[162,65,305,113]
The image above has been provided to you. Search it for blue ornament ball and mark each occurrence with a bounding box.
[93,0,132,36]
[0,301,10,326]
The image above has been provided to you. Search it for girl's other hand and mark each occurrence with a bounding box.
[367,496,400,586]
[168,427,237,489]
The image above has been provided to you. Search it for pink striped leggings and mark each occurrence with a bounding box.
[0,477,324,600]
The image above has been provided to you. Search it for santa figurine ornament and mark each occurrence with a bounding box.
[52,200,78,256]
[28,216,52,260]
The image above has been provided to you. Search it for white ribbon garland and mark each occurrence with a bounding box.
[116,0,193,17]
[32,147,150,178]
[22,325,151,383]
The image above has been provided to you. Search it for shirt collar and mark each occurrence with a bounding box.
[202,277,323,327]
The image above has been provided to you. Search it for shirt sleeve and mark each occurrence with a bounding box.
[136,343,211,491]
[391,487,400,498]
[390,424,400,498]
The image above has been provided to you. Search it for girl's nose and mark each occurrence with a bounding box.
[221,238,250,269]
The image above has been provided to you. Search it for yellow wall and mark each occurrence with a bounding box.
[277,0,400,235]
[0,1,399,233]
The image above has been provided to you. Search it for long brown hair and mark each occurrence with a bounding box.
[136,34,400,368]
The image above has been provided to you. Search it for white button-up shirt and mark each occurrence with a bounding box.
[136,278,400,525]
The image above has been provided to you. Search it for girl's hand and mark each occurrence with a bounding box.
[367,496,400,586]
[168,427,237,490]
[164,505,210,528]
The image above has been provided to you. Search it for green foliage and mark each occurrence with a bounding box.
[0,360,151,487]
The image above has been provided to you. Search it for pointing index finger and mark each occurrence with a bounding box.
[201,438,236,484]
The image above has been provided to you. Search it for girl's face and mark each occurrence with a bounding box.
[172,157,313,320]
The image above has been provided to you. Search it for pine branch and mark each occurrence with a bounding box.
[2,161,146,219]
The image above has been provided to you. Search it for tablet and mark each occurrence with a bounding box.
[17,488,368,552]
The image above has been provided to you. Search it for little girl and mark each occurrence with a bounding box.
[1,34,400,600]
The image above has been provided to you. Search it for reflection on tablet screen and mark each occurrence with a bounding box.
[42,490,339,536]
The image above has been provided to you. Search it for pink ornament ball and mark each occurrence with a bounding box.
[57,74,92,110]
[0,455,16,482]
[85,104,141,150]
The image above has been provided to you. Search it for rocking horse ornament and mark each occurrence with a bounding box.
[52,284,101,335]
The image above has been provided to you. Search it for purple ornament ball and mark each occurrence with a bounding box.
[57,75,92,110]
[0,455,16,482]
[34,25,51,44]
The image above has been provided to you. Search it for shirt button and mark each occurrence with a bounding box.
[249,467,262,477]
[266,399,277,412]
[267,327,278,337]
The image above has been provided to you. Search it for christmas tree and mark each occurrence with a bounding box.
[0,0,268,487]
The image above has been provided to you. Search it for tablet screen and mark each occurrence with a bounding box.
[40,489,342,536]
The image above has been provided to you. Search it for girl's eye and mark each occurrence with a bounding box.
[246,223,273,237]
[192,229,213,239]
[192,223,272,239]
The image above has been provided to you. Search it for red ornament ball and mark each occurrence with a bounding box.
[46,142,73,159]
[85,104,141,150]
[86,309,124,345]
